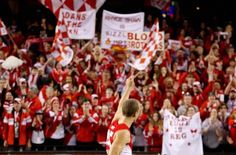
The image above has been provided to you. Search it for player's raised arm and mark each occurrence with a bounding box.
[112,71,140,122]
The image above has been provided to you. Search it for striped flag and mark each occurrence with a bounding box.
[51,19,74,66]
[129,20,161,70]
[39,0,106,17]
[0,19,8,36]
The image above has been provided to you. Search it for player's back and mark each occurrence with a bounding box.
[106,120,132,155]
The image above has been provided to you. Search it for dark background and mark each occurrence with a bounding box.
[0,0,235,26]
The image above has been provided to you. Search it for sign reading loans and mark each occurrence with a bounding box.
[101,10,144,49]
[162,110,203,155]
[59,9,96,39]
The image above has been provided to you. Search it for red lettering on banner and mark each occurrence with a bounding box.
[70,14,75,20]
[128,33,148,41]
[131,41,136,48]
[62,12,70,18]
[128,32,133,40]
[81,14,86,20]
[66,21,82,27]
[62,11,86,21]
[135,34,140,41]
[72,22,77,27]
[68,29,79,35]
[127,41,146,49]
[141,33,148,40]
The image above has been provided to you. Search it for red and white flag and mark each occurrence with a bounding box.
[39,0,106,17]
[51,19,74,66]
[129,20,163,70]
[0,19,8,36]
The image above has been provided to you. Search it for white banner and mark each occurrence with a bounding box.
[59,9,96,39]
[127,31,164,51]
[101,10,144,49]
[162,110,203,155]
[168,39,181,51]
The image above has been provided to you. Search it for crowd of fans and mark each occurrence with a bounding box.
[0,12,236,153]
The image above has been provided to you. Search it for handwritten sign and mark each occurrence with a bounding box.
[101,10,144,49]
[58,9,96,39]
[162,110,203,155]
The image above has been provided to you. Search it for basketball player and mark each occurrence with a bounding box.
[106,74,141,155]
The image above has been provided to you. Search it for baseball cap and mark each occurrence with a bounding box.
[14,98,21,104]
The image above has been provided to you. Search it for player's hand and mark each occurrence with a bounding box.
[125,71,142,89]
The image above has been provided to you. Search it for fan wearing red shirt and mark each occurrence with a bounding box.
[75,99,99,150]
[96,104,112,148]
[143,112,163,152]
[106,74,142,155]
